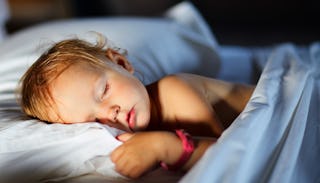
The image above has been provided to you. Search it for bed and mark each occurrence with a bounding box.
[0,2,319,183]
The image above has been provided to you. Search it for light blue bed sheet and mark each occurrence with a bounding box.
[182,43,320,183]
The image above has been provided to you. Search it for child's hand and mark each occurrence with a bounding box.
[111,131,182,179]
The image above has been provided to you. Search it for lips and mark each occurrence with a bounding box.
[127,107,135,130]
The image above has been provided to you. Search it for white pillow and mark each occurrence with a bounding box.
[0,2,220,85]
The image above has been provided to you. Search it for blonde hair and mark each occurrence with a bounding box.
[17,36,124,122]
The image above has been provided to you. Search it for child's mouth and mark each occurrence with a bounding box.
[127,107,135,130]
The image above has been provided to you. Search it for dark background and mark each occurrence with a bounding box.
[6,0,320,46]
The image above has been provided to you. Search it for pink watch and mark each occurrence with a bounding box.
[161,129,195,171]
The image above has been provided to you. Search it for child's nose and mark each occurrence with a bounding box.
[97,105,120,124]
[109,105,120,122]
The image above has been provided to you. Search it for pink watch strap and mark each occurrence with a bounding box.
[161,129,195,171]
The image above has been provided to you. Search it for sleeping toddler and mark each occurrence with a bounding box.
[17,35,254,178]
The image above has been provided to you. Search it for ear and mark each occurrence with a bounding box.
[105,49,134,74]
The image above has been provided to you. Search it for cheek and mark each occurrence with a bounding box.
[139,112,150,126]
[118,79,144,96]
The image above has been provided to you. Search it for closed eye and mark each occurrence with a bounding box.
[101,83,110,100]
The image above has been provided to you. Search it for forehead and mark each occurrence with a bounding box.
[48,63,101,123]
[71,62,105,74]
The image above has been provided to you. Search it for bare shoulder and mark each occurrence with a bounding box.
[153,73,255,134]
[157,73,207,92]
[155,73,212,110]
[153,74,226,136]
[157,73,233,98]
[157,73,254,105]
[156,73,204,103]
[156,73,216,99]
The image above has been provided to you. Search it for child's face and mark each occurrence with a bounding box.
[48,61,151,132]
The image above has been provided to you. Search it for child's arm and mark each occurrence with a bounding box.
[111,131,215,179]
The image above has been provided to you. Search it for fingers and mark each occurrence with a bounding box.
[116,132,134,142]
[111,132,160,179]
[112,133,134,163]
[110,145,123,164]
[113,154,145,179]
[110,145,146,179]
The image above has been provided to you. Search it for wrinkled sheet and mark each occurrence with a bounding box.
[181,43,320,183]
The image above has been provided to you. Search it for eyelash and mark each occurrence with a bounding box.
[101,83,109,99]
